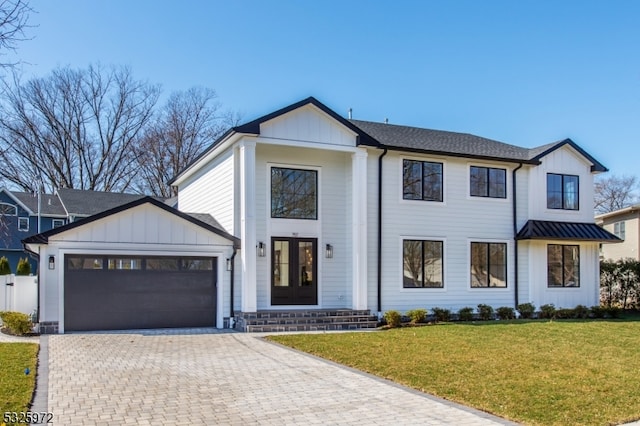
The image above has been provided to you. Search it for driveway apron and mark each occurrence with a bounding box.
[43,332,516,425]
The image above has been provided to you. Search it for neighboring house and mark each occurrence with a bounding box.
[168,96,620,329]
[23,96,621,334]
[595,204,640,261]
[0,187,160,272]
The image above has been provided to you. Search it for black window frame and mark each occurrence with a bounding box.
[547,244,580,287]
[270,167,318,220]
[470,166,507,198]
[547,173,579,210]
[402,159,443,202]
[402,239,444,288]
[470,242,507,288]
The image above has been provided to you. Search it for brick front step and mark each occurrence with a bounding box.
[234,309,379,332]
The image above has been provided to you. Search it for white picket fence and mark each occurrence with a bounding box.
[0,274,38,316]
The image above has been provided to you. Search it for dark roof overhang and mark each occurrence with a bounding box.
[529,138,608,173]
[516,220,621,243]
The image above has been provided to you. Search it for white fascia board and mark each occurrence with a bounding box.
[171,132,246,187]
[0,187,35,214]
[254,136,360,153]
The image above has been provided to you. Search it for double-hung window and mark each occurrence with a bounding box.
[402,240,443,288]
[547,244,580,287]
[470,242,507,288]
[547,173,579,210]
[614,221,625,240]
[470,166,506,198]
[18,217,29,231]
[403,160,443,202]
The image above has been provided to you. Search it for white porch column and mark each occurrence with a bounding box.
[239,140,257,312]
[351,149,368,310]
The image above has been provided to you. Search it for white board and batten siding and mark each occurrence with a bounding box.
[178,148,235,234]
[252,144,354,310]
[37,203,235,327]
[528,145,596,223]
[374,152,519,313]
[260,104,357,147]
[523,241,600,308]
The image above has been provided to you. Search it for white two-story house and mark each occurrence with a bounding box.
[170,97,620,328]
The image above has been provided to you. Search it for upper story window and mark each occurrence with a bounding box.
[470,242,507,288]
[271,167,317,220]
[470,166,506,198]
[52,219,65,228]
[402,159,443,202]
[614,221,625,240]
[402,240,443,288]
[547,173,579,210]
[0,203,17,216]
[18,217,28,231]
[548,244,580,287]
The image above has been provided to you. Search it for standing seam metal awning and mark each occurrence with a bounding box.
[516,220,622,242]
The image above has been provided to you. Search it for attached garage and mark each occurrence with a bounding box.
[64,255,217,331]
[24,197,239,333]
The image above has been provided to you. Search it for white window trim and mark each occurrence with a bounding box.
[466,163,510,202]
[399,235,447,292]
[18,217,29,232]
[52,219,65,228]
[399,156,447,206]
[0,202,17,216]
[467,238,511,292]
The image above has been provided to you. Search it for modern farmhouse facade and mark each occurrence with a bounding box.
[170,97,620,328]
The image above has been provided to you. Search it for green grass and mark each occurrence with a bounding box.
[0,343,38,416]
[268,320,640,426]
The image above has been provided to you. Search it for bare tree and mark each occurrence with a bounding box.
[594,174,639,214]
[0,64,160,192]
[0,0,33,68]
[135,87,239,197]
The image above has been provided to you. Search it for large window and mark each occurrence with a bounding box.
[548,245,580,287]
[614,221,625,240]
[403,160,443,202]
[403,240,443,288]
[547,173,579,210]
[271,167,317,219]
[470,242,507,288]
[470,166,506,198]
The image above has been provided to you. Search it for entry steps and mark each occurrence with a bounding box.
[234,309,379,332]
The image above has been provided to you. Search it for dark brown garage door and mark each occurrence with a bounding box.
[64,255,216,331]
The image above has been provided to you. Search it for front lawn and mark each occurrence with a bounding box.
[269,320,640,426]
[0,343,38,416]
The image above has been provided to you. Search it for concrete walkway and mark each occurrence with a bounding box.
[31,330,515,425]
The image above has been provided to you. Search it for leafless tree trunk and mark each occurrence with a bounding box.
[135,87,240,197]
[0,64,160,192]
[594,174,639,214]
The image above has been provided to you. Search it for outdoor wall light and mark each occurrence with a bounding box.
[257,242,266,257]
[48,255,55,270]
[226,258,233,271]
[325,244,333,259]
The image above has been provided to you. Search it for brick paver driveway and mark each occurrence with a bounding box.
[42,331,516,425]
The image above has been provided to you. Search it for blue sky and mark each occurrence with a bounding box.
[9,0,640,176]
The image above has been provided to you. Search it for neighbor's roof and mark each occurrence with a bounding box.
[11,191,67,216]
[170,97,607,184]
[23,196,240,247]
[516,220,621,242]
[594,204,640,221]
[56,188,163,217]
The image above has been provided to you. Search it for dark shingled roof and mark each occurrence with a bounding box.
[516,220,621,242]
[186,213,227,234]
[56,188,163,217]
[11,191,67,216]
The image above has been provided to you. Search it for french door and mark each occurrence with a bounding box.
[271,237,317,305]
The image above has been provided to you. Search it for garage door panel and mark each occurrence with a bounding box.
[64,256,216,331]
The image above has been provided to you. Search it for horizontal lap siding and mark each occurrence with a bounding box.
[376,153,517,313]
[178,149,235,234]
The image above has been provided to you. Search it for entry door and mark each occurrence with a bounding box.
[271,238,317,305]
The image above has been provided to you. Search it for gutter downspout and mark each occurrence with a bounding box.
[229,248,238,329]
[512,163,523,308]
[377,148,388,317]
